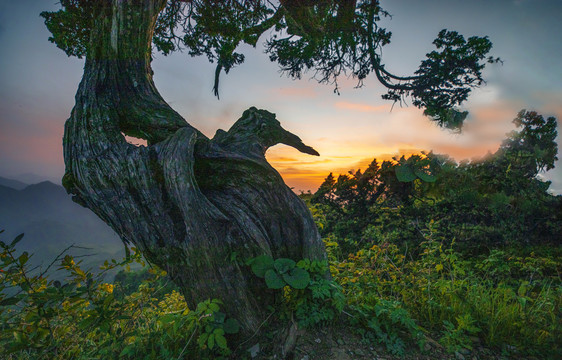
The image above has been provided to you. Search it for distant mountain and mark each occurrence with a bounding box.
[16,173,60,186]
[0,176,28,190]
[0,179,124,278]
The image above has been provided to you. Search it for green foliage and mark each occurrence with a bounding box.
[395,155,437,183]
[248,255,310,290]
[499,109,558,176]
[41,1,498,125]
[113,267,179,301]
[409,29,501,129]
[0,232,237,360]
[248,255,344,328]
[249,254,274,278]
[439,314,481,352]
[311,110,561,251]
[351,299,424,356]
[40,0,93,58]
[328,231,561,358]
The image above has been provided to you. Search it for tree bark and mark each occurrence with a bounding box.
[63,0,325,333]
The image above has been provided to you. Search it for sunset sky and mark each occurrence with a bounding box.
[1,0,561,193]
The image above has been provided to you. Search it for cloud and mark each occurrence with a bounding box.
[263,100,542,192]
[271,87,317,98]
[267,156,299,162]
[335,102,389,113]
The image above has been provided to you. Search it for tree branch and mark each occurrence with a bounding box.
[365,2,415,92]
[242,7,286,46]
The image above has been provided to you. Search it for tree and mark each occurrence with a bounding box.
[498,110,558,179]
[310,110,560,251]
[40,0,498,334]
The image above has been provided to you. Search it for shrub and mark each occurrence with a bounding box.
[0,231,237,359]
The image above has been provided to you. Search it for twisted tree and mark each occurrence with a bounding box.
[41,0,498,334]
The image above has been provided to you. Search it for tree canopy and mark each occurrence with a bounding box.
[310,110,560,250]
[41,0,500,129]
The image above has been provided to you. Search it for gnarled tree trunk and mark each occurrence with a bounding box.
[63,0,325,333]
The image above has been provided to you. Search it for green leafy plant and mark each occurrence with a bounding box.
[330,233,561,358]
[194,300,239,353]
[248,255,310,289]
[0,231,237,359]
[439,314,481,352]
[394,154,437,183]
[248,255,344,328]
[351,300,425,356]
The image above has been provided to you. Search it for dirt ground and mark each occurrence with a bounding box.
[236,322,544,360]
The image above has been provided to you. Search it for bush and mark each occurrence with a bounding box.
[330,233,562,357]
[0,231,237,360]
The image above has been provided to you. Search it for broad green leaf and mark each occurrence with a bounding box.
[209,302,220,312]
[19,252,29,266]
[223,318,240,334]
[282,267,310,289]
[395,164,416,182]
[198,332,209,345]
[196,301,208,313]
[10,233,24,247]
[414,168,436,182]
[215,333,228,349]
[214,311,226,323]
[274,258,296,274]
[264,269,285,289]
[208,333,215,349]
[250,255,274,278]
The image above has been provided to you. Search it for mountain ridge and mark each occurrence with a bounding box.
[0,175,124,275]
[0,176,28,190]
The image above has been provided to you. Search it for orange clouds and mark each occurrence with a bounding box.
[265,101,538,192]
[266,143,425,192]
